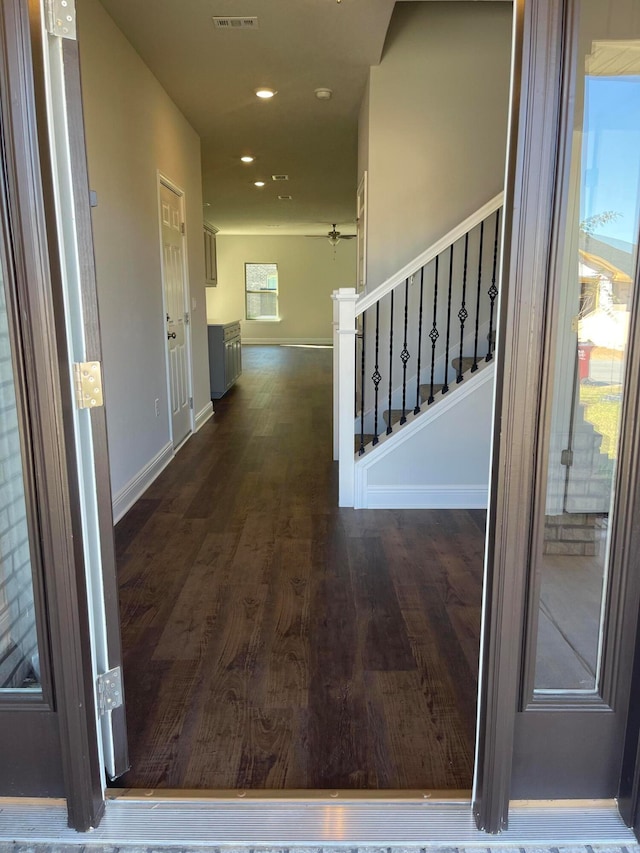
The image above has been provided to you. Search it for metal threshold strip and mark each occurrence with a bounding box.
[0,792,637,847]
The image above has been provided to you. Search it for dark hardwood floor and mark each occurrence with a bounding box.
[113,345,485,791]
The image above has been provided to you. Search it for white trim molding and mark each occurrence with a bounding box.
[195,401,214,431]
[112,441,173,523]
[364,484,489,510]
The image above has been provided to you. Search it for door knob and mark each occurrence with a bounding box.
[168,331,176,339]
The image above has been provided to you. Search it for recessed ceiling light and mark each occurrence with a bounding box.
[254,181,266,187]
[278,195,292,201]
[241,155,255,163]
[314,88,333,100]
[255,87,276,99]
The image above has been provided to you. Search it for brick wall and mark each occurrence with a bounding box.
[0,281,39,689]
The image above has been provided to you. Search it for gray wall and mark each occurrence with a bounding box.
[362,1,513,289]
[78,0,210,501]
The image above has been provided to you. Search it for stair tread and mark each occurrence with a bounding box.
[418,383,444,402]
[364,355,492,444]
[382,409,406,427]
[452,355,485,372]
[355,433,375,450]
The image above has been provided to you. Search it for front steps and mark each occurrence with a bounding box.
[543,402,614,556]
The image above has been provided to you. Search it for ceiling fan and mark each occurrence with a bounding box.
[325,224,356,246]
[304,223,356,245]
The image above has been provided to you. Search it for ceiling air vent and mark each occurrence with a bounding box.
[213,17,259,30]
[272,175,289,182]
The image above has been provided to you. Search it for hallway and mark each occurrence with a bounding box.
[113,345,485,791]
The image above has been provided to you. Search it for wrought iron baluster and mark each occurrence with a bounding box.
[442,244,454,394]
[372,301,381,445]
[358,312,366,455]
[457,233,469,383]
[428,256,439,404]
[486,208,500,363]
[400,279,410,424]
[414,266,425,415]
[472,220,485,372]
[387,291,394,435]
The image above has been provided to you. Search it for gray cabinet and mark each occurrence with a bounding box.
[208,322,241,399]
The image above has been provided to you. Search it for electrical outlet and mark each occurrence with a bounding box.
[154,398,160,417]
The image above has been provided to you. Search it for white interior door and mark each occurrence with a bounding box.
[160,181,191,448]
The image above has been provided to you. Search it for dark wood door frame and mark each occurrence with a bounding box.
[616,214,640,829]
[473,0,566,832]
[0,0,104,830]
[8,0,640,834]
[475,0,640,833]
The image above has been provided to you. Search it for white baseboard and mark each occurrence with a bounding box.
[362,484,488,510]
[242,338,332,346]
[112,441,174,523]
[195,401,214,431]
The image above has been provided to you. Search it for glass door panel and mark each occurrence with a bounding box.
[0,228,41,693]
[533,12,640,694]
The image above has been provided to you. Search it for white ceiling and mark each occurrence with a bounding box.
[96,0,396,235]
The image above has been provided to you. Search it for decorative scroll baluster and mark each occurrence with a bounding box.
[457,233,469,383]
[400,279,410,424]
[442,244,454,394]
[414,266,425,415]
[428,256,439,404]
[472,220,485,372]
[372,302,381,445]
[387,291,394,435]
[486,208,500,363]
[358,313,366,455]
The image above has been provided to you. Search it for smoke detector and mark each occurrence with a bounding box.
[314,88,333,100]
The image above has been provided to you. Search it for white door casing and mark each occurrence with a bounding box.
[356,171,367,293]
[159,179,192,448]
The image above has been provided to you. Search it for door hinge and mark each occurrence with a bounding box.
[184,311,190,325]
[561,448,573,467]
[73,361,104,409]
[96,667,123,716]
[180,222,185,235]
[45,0,77,39]
[189,396,194,410]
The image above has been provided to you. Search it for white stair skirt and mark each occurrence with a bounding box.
[353,363,494,510]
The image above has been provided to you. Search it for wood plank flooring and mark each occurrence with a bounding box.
[113,345,485,791]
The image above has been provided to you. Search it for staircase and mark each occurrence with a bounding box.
[379,338,494,434]
[334,194,503,508]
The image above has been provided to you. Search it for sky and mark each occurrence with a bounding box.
[581,74,640,248]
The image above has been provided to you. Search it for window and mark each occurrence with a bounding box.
[245,263,279,320]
